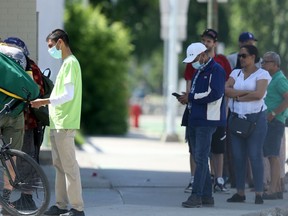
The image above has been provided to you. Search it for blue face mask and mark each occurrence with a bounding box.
[48,42,62,59]
[192,61,203,69]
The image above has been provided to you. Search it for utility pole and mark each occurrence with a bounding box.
[198,0,228,31]
[160,0,190,142]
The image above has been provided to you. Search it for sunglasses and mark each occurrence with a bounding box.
[237,54,250,59]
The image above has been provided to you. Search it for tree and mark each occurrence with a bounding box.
[89,0,161,60]
[65,4,133,134]
[227,0,288,71]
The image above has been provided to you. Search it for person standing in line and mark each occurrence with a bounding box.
[181,42,226,208]
[178,29,231,194]
[261,51,288,200]
[31,29,85,216]
[226,31,260,189]
[227,32,261,70]
[225,45,271,205]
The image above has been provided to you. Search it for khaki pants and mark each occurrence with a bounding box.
[50,129,84,211]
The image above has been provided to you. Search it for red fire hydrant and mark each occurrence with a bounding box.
[130,104,141,128]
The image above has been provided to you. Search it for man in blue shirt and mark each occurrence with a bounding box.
[181,42,226,208]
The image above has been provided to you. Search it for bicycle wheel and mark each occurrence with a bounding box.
[0,149,50,215]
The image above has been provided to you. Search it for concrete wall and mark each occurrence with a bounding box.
[0,0,37,60]
[0,0,64,82]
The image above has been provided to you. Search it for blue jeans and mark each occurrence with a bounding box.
[229,111,267,193]
[188,126,217,198]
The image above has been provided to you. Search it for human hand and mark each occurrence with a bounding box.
[178,92,188,105]
[30,98,47,109]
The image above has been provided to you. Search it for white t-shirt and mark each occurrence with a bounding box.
[0,44,27,69]
[228,68,271,115]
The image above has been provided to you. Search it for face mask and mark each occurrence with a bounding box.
[192,61,203,69]
[48,42,62,59]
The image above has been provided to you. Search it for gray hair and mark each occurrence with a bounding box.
[263,51,281,67]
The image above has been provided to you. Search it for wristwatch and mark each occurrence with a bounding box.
[271,111,276,116]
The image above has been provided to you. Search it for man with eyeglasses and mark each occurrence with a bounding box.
[261,52,288,200]
[181,42,226,208]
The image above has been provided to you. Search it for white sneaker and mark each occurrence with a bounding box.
[214,177,230,193]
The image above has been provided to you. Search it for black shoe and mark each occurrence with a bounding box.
[60,208,85,216]
[202,197,214,207]
[182,195,202,208]
[255,195,263,204]
[227,193,246,203]
[262,192,278,200]
[11,193,37,210]
[44,205,69,215]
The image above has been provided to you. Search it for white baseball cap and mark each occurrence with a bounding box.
[183,42,207,63]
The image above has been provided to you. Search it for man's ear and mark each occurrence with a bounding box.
[57,38,63,49]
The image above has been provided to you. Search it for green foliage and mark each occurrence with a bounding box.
[86,1,165,95]
[227,0,288,71]
[89,0,161,60]
[65,4,133,135]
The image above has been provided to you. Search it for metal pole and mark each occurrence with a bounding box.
[163,0,179,142]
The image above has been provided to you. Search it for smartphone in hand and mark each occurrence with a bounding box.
[172,92,181,98]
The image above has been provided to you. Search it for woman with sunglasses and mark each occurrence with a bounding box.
[225,45,271,204]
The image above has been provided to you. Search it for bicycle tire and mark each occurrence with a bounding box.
[0,149,50,215]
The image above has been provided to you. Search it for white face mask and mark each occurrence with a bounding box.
[48,42,62,59]
[192,61,203,69]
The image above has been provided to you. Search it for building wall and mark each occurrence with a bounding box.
[0,0,64,82]
[0,0,37,61]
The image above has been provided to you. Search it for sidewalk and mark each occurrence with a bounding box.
[41,115,288,216]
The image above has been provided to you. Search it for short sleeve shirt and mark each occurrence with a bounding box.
[49,55,82,129]
[265,70,288,123]
[228,68,271,115]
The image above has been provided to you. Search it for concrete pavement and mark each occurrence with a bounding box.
[40,122,288,216]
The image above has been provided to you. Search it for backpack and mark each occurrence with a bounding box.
[0,52,40,116]
[41,68,54,99]
[29,60,54,126]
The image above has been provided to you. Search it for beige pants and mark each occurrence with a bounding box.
[50,129,84,211]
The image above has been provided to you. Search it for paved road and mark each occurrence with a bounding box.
[41,123,288,216]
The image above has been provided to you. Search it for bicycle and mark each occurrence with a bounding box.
[0,98,50,215]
